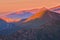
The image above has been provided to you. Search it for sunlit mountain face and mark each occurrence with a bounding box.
[0,7,60,40]
[24,7,47,22]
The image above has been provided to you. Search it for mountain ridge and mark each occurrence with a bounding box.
[24,7,48,22]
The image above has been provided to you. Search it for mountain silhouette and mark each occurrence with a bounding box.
[0,7,60,34]
[0,8,47,35]
[0,7,60,40]
[3,8,60,40]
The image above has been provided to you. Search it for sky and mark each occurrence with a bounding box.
[0,0,60,14]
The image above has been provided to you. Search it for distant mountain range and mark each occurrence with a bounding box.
[0,6,60,23]
[0,6,60,40]
[50,5,60,13]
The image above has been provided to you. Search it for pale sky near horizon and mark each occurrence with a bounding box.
[0,0,60,14]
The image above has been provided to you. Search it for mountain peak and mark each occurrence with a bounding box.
[24,7,48,22]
